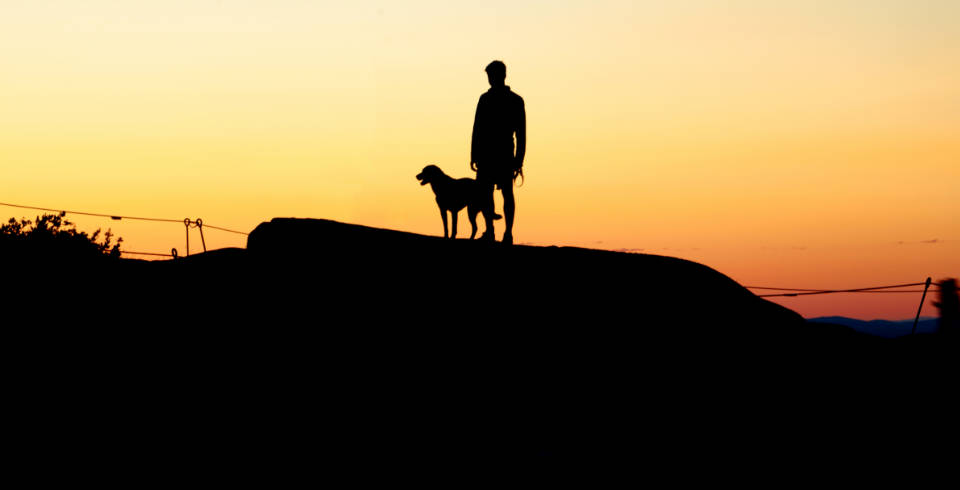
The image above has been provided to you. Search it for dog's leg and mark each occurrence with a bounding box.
[440,208,448,238]
[450,210,458,239]
[468,207,478,239]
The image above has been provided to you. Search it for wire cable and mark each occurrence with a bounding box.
[0,201,248,235]
[199,224,249,235]
[120,250,174,257]
[1,201,181,223]
[752,282,930,298]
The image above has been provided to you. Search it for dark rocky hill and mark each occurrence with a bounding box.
[9,218,950,474]
[49,217,814,342]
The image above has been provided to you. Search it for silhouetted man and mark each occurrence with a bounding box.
[471,60,525,244]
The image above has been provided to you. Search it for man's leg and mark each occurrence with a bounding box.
[502,183,514,244]
[480,180,496,240]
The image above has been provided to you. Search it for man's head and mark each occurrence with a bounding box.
[485,60,506,88]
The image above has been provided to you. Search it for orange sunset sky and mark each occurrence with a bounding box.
[2,1,958,320]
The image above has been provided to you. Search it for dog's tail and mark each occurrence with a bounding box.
[493,213,502,220]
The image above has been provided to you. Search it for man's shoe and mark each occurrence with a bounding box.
[479,231,495,242]
[502,232,513,245]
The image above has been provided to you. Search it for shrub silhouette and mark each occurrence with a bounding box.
[0,212,122,259]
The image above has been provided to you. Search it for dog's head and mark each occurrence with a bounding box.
[416,164,444,186]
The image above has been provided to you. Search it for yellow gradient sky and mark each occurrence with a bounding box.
[2,1,958,319]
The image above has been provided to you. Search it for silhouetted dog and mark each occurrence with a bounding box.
[417,164,501,239]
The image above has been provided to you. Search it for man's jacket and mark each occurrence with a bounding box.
[471,86,526,166]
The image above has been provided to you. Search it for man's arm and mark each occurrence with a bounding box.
[514,97,526,169]
[471,96,483,171]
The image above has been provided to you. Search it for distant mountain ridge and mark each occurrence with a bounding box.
[809,316,938,338]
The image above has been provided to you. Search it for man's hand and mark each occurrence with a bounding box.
[470,161,477,172]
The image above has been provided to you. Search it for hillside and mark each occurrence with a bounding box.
[241,218,807,338]
[12,218,943,471]
[17,217,880,354]
[41,217,808,336]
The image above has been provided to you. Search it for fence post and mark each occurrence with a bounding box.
[911,277,932,335]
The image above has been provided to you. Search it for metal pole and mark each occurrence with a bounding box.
[184,218,191,256]
[911,277,932,335]
[196,218,206,252]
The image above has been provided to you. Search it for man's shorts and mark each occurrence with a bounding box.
[476,158,516,190]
